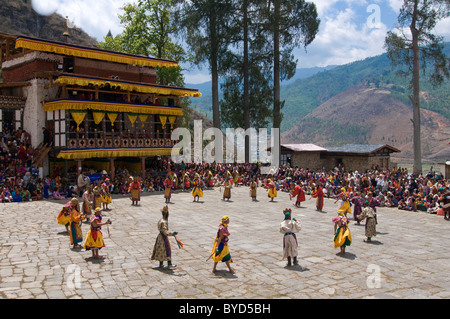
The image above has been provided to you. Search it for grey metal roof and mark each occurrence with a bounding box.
[281,144,328,152]
[326,144,400,154]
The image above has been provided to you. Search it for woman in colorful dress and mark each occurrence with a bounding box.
[211,216,234,274]
[84,208,112,259]
[68,198,84,248]
[332,214,352,255]
[151,205,178,269]
[100,178,112,210]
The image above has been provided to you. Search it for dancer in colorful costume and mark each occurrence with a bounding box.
[57,201,72,233]
[191,173,203,202]
[129,177,142,206]
[211,216,234,274]
[335,187,351,217]
[100,178,112,210]
[290,183,305,207]
[82,187,93,222]
[350,192,363,224]
[250,178,257,201]
[311,183,324,211]
[68,198,84,248]
[182,172,190,191]
[206,170,214,188]
[232,169,239,187]
[151,205,178,269]
[267,181,277,202]
[280,208,301,267]
[92,186,102,210]
[84,208,112,259]
[163,175,173,203]
[357,200,377,242]
[223,178,232,201]
[333,213,352,255]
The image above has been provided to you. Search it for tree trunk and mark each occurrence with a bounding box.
[410,0,422,176]
[210,7,221,131]
[272,0,281,166]
[243,0,250,162]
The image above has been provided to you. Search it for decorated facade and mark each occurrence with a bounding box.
[0,33,200,178]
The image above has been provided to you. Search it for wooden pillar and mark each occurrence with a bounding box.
[77,160,82,176]
[110,158,115,180]
[141,157,146,179]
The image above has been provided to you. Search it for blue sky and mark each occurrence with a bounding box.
[31,0,450,84]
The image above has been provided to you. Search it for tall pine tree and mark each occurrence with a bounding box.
[385,0,450,175]
[262,0,319,163]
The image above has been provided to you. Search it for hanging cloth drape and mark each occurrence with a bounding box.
[127,113,138,128]
[70,111,86,131]
[93,112,105,125]
[159,115,167,128]
[168,116,177,129]
[139,114,148,128]
[107,112,118,126]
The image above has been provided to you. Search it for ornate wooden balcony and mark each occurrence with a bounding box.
[65,136,177,149]
[0,95,26,109]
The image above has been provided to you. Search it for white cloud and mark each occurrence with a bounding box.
[296,5,389,68]
[56,0,127,41]
[32,0,128,41]
[387,0,403,13]
[28,0,448,78]
[31,0,59,16]
[435,17,450,41]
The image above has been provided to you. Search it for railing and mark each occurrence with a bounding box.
[0,95,26,109]
[64,136,177,149]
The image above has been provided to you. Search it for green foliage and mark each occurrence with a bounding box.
[99,0,191,87]
[219,0,274,129]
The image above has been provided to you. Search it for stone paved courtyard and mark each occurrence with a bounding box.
[1,186,450,300]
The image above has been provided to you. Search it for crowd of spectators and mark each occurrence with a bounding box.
[0,129,449,219]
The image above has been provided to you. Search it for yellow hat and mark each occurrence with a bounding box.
[222,215,229,221]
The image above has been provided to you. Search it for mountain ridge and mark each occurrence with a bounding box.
[0,0,98,46]
[281,83,450,163]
